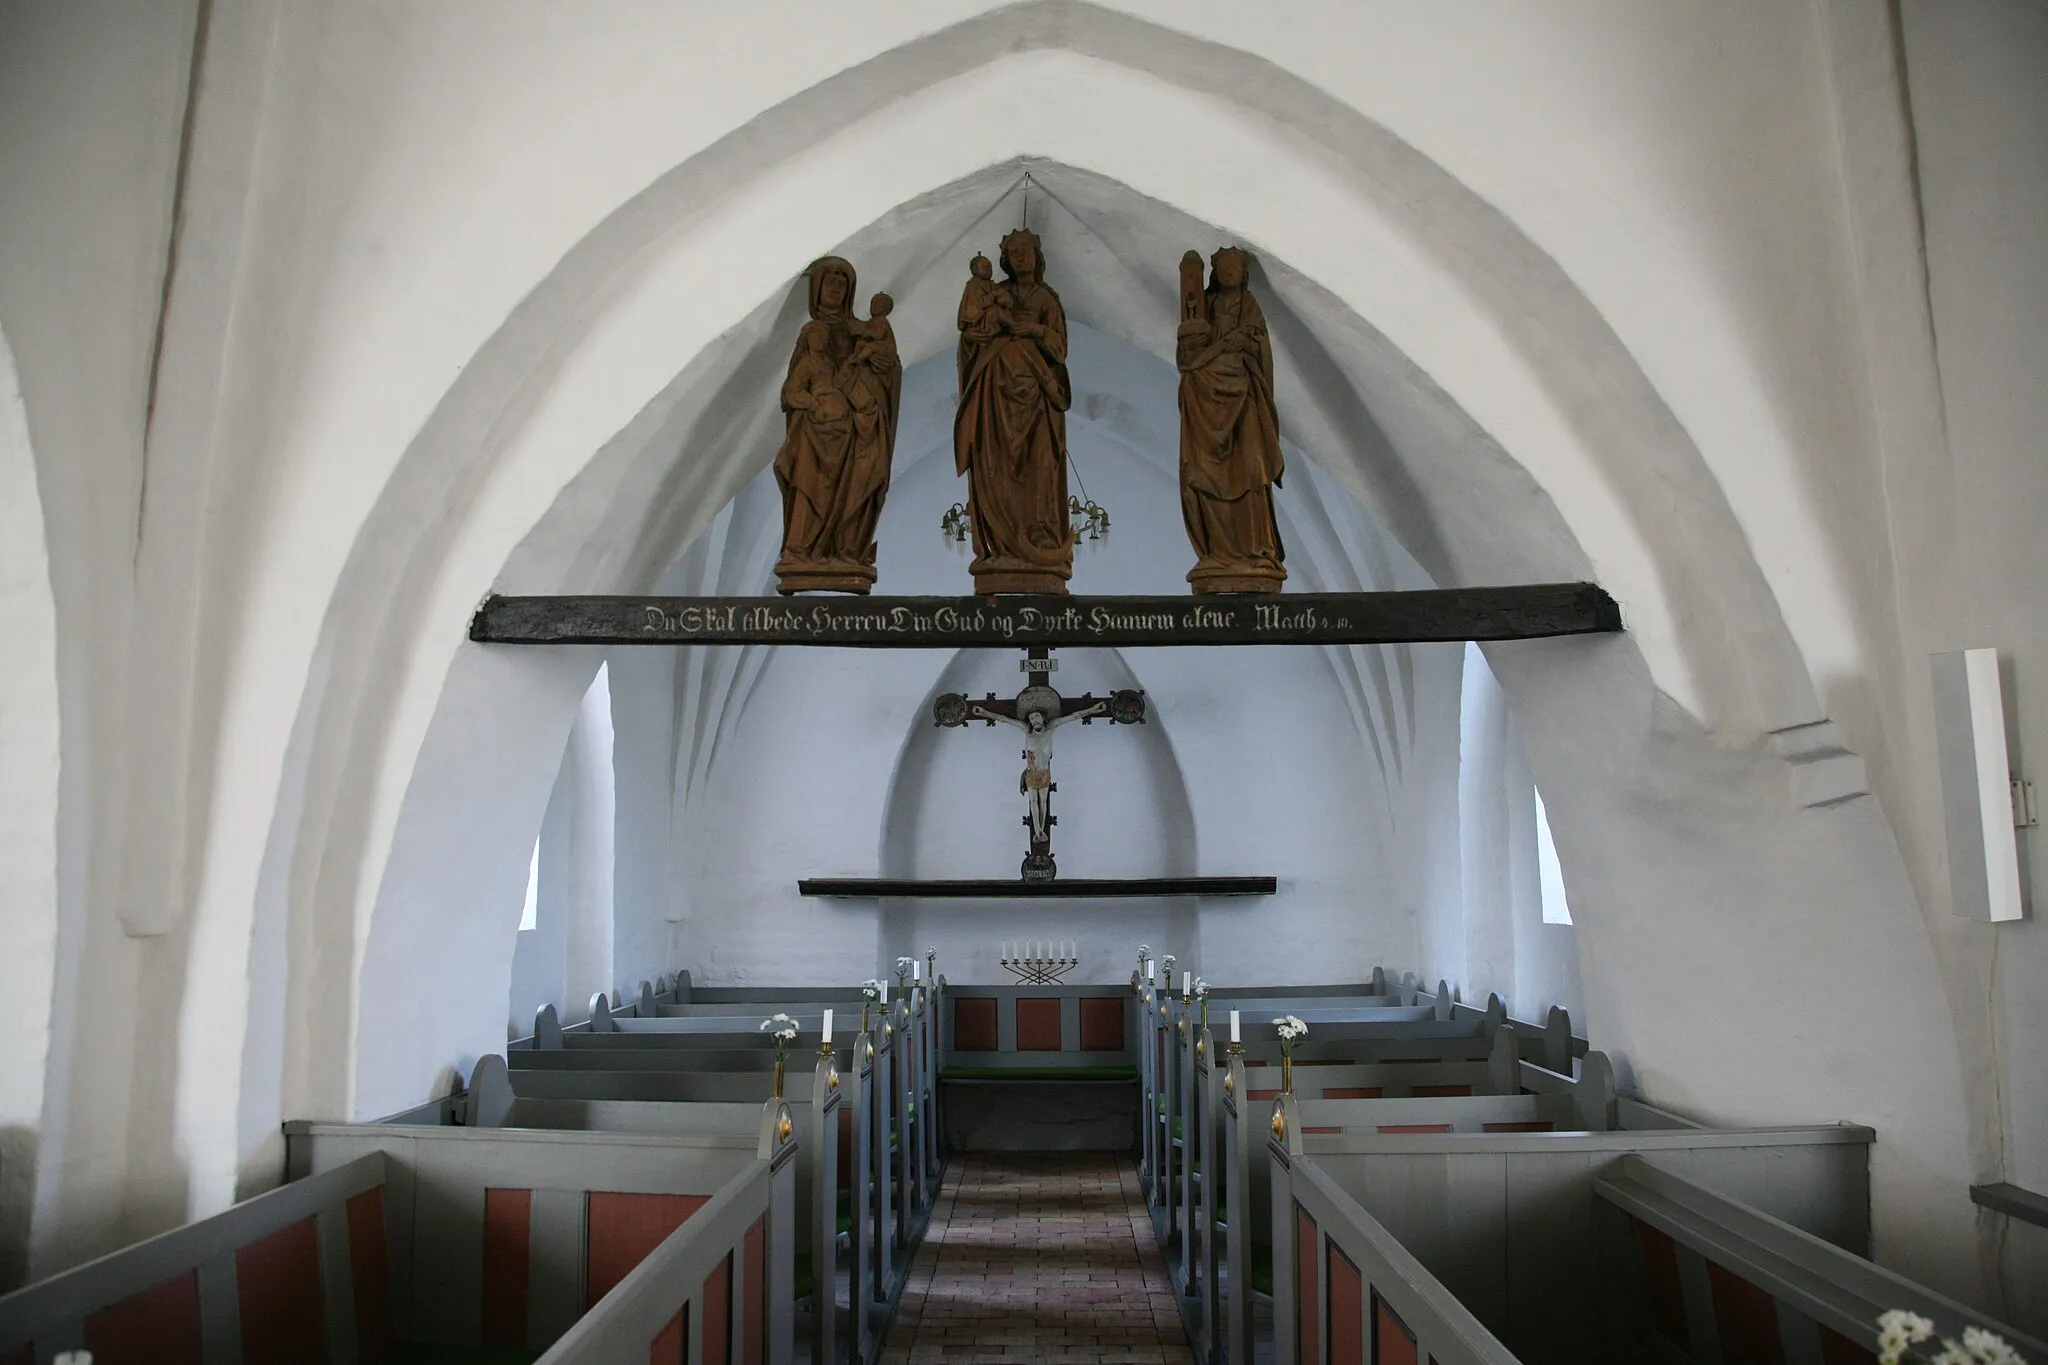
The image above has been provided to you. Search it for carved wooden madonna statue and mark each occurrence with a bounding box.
[773,255,901,594]
[1177,247,1287,593]
[953,229,1074,595]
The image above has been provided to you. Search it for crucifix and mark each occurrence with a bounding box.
[932,647,1145,883]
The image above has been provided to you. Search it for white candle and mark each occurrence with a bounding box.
[1182,971,1191,996]
[1230,1010,1241,1044]
[1143,958,1153,980]
[881,980,889,1005]
[914,960,921,981]
[823,1008,834,1041]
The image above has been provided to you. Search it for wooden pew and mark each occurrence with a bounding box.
[1594,1156,2048,1364]
[515,1000,917,1360]
[0,1097,797,1365]
[465,1047,863,1365]
[1261,1087,1877,1365]
[937,983,1140,1154]
[560,982,944,1238]
[1264,1127,1524,1364]
[1157,982,1509,1356]
[282,1100,796,1363]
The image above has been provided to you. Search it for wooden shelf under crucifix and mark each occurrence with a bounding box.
[931,646,1145,883]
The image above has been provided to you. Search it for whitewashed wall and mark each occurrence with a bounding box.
[608,329,1446,992]
[0,0,2039,1323]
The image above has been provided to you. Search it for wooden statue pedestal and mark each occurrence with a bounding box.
[775,563,876,595]
[972,570,1070,596]
[1187,565,1286,595]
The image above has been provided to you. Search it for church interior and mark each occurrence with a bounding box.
[1,3,2045,1363]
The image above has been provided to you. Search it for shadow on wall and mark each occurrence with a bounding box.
[0,1127,34,1290]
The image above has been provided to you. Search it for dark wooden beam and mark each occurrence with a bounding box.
[471,583,1621,648]
[797,876,1278,898]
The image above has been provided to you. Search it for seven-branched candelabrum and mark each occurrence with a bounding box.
[761,1013,798,1097]
[1878,1311,2028,1365]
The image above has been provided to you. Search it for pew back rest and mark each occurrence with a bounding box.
[1595,1155,2048,1362]
[1237,1059,1499,1103]
[1296,1121,1874,1363]
[531,1159,779,1364]
[1277,1130,1522,1364]
[283,1115,771,1350]
[501,1098,769,1137]
[0,1153,391,1364]
[509,1069,789,1103]
[944,985,1137,1066]
[513,1046,783,1071]
[1295,1092,1580,1135]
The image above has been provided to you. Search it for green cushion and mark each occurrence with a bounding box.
[795,1250,814,1302]
[1251,1244,1274,1297]
[943,1067,1139,1083]
[837,1192,854,1235]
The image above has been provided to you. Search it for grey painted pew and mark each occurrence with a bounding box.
[544,987,943,1245]
[1595,1156,2047,1364]
[470,1042,880,1365]
[0,1153,393,1364]
[512,1006,921,1360]
[1149,982,1510,1354]
[284,1100,798,1362]
[937,983,1140,1155]
[1262,1090,1876,1365]
[534,1122,795,1365]
[1266,1118,1525,1364]
[0,1097,798,1365]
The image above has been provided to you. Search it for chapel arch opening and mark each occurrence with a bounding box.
[317,103,1962,1265]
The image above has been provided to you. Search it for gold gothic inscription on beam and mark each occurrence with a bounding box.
[471,584,1622,649]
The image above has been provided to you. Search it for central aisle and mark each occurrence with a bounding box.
[879,1153,1194,1363]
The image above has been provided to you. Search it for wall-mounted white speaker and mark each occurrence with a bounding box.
[1930,648,2026,922]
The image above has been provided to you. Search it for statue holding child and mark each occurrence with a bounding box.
[773,255,901,594]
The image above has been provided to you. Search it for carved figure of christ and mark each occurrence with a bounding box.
[968,699,1108,847]
[931,649,1146,881]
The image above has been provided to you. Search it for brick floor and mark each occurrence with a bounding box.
[879,1152,1193,1364]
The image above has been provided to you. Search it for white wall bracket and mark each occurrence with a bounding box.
[1931,648,2027,921]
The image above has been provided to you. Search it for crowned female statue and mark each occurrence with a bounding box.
[953,229,1073,595]
[773,255,900,594]
[1177,246,1286,593]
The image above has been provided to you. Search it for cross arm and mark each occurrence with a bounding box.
[1060,690,1145,724]
[934,692,1017,727]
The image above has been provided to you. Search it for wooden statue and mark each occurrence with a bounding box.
[773,256,900,594]
[1177,246,1286,593]
[953,230,1074,595]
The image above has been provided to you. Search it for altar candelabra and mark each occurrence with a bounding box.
[1000,939,1077,985]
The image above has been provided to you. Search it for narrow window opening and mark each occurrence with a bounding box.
[519,839,540,932]
[1535,790,1573,926]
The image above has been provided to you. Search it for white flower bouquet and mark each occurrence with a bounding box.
[760,1013,798,1064]
[894,956,914,985]
[1273,1015,1308,1052]
[860,979,883,1003]
[1879,1311,2028,1365]
[1193,978,1210,998]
